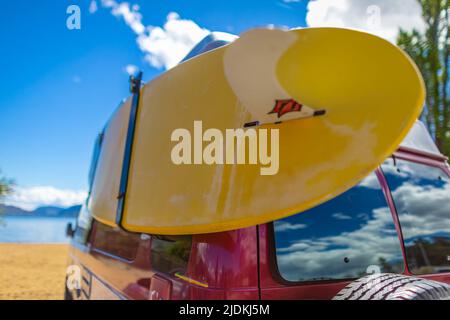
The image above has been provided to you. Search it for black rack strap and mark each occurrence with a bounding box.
[116,72,143,228]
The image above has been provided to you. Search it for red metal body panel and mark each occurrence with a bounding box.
[187,228,259,299]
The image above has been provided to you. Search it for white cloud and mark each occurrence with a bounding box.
[332,212,352,220]
[97,1,209,70]
[89,0,98,14]
[124,64,138,75]
[275,222,308,232]
[111,2,145,34]
[306,0,426,42]
[4,186,87,211]
[390,181,450,239]
[359,172,381,189]
[137,12,209,69]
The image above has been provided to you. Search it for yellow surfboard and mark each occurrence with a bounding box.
[88,27,425,235]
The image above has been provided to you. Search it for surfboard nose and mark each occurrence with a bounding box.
[275,28,426,118]
[224,27,424,127]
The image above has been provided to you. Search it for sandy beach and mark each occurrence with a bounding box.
[0,244,69,300]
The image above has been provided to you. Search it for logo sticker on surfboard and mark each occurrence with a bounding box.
[269,99,303,118]
[224,29,326,126]
[266,99,326,123]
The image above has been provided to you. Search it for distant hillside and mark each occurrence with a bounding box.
[0,204,81,217]
[0,204,27,215]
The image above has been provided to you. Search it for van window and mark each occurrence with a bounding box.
[382,159,450,275]
[88,132,104,190]
[92,221,141,261]
[74,204,92,245]
[273,172,404,283]
[73,133,104,245]
[151,236,192,275]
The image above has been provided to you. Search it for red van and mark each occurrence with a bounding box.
[65,34,450,300]
[65,119,450,300]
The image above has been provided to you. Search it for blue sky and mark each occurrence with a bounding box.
[0,0,424,209]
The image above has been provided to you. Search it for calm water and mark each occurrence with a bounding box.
[0,216,76,243]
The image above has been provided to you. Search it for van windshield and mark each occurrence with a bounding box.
[382,159,450,275]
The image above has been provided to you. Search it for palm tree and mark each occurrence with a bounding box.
[397,0,449,157]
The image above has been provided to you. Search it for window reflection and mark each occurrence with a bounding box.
[75,203,93,245]
[151,235,192,275]
[382,159,450,275]
[92,221,141,260]
[274,172,404,283]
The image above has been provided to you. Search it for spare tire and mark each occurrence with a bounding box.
[333,273,450,300]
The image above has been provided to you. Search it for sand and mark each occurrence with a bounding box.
[0,244,69,300]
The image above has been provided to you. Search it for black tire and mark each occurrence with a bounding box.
[333,273,450,300]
